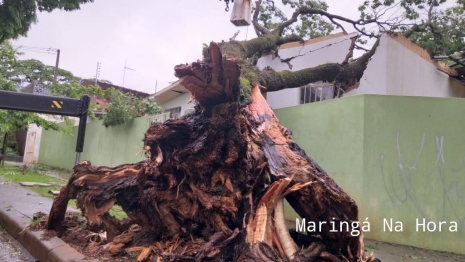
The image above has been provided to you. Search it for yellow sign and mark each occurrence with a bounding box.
[51,100,63,109]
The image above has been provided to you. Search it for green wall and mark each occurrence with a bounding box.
[274,95,465,255]
[39,95,465,254]
[362,95,465,254]
[39,116,149,169]
[275,96,365,221]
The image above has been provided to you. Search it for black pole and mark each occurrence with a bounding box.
[75,95,90,165]
[53,49,60,83]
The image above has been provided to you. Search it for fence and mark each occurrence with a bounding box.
[274,94,465,255]
[38,94,465,254]
[39,116,150,169]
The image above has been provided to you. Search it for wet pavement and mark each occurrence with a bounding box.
[2,162,465,262]
[365,239,465,262]
[0,225,36,262]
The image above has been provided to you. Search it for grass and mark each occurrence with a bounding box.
[0,165,66,184]
[0,164,127,220]
[365,243,379,250]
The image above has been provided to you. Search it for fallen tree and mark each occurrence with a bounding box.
[45,0,464,261]
[46,41,374,261]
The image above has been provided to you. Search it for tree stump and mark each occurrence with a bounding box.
[47,42,374,262]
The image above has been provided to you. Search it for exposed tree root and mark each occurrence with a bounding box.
[47,42,375,262]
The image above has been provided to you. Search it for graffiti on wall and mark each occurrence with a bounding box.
[380,132,465,229]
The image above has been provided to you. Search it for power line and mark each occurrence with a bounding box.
[14,49,56,55]
[13,46,59,55]
[13,45,58,52]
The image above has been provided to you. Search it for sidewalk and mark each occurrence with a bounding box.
[364,239,465,262]
[0,176,92,262]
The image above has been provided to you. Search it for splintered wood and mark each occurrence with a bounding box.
[47,42,374,262]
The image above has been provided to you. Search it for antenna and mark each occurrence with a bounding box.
[94,62,101,86]
[122,60,135,87]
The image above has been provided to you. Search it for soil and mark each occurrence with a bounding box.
[31,212,140,262]
[27,213,465,262]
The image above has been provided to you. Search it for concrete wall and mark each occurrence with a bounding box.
[347,34,464,98]
[23,124,42,164]
[274,95,465,255]
[23,115,84,164]
[385,36,464,97]
[257,33,463,104]
[39,116,150,169]
[362,95,465,254]
[344,36,388,96]
[257,32,358,109]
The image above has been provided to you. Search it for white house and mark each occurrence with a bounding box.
[150,81,195,123]
[346,33,464,98]
[256,32,464,109]
[150,32,362,119]
[155,31,465,114]
[257,32,360,108]
[147,32,465,125]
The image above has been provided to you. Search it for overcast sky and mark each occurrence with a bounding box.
[11,0,380,94]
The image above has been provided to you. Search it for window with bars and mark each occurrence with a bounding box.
[300,82,335,104]
[164,107,181,119]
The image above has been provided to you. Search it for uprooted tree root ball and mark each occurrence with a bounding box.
[46,42,376,262]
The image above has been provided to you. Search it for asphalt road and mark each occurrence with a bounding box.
[0,225,36,262]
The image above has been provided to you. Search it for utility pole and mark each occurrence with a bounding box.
[94,62,101,86]
[53,49,60,83]
[122,60,135,87]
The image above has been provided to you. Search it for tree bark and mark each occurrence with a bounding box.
[47,42,374,262]
[215,33,379,96]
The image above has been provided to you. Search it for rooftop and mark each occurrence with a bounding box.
[80,79,152,98]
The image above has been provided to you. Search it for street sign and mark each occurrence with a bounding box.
[0,90,90,164]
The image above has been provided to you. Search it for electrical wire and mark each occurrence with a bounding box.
[16,49,56,54]
[13,45,58,51]
[12,45,58,55]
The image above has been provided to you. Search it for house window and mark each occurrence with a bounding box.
[300,82,335,104]
[164,107,181,119]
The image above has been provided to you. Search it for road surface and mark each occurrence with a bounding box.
[0,224,36,262]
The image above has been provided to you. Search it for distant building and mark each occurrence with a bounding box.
[150,81,195,124]
[19,80,50,96]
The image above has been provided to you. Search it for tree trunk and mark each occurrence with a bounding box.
[0,132,7,167]
[47,42,374,262]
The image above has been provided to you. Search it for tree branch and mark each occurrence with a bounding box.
[258,38,380,92]
[342,36,358,64]
[403,0,438,38]
[272,6,383,37]
[252,0,272,36]
[403,23,426,38]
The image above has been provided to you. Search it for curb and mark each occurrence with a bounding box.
[0,207,92,262]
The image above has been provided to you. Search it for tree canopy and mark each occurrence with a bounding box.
[213,0,464,98]
[0,41,68,133]
[1,40,161,131]
[0,0,94,43]
[6,58,78,85]
[48,81,162,127]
